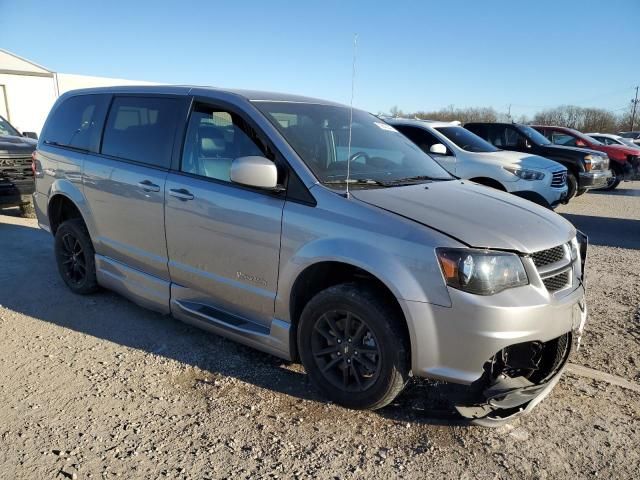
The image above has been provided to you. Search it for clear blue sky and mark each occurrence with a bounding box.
[2,0,639,117]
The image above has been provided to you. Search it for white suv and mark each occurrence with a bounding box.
[386,119,569,209]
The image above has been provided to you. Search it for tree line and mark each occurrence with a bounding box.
[385,104,636,133]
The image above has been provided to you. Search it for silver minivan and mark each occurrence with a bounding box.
[33,86,588,425]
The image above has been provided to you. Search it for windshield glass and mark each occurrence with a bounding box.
[620,137,638,147]
[519,125,551,145]
[434,126,499,153]
[253,102,453,186]
[0,116,20,137]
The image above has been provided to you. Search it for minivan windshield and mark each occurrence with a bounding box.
[254,102,453,186]
[519,125,551,146]
[0,116,21,137]
[434,126,499,153]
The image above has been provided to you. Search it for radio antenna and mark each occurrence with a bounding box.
[345,33,358,199]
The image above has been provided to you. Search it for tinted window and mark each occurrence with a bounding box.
[434,126,499,153]
[181,105,265,182]
[518,125,551,145]
[42,94,109,151]
[101,96,180,168]
[395,125,451,155]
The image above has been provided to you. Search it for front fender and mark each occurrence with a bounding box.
[275,236,452,323]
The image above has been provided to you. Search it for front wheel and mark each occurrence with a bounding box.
[54,218,99,294]
[297,283,410,410]
[602,166,621,191]
[566,172,578,199]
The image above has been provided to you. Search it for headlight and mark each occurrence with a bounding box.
[503,166,545,181]
[436,248,528,295]
[584,154,608,171]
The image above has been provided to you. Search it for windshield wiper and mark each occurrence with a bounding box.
[385,175,453,185]
[323,178,388,186]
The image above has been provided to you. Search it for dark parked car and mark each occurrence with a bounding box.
[0,115,37,215]
[465,122,611,198]
[532,125,638,190]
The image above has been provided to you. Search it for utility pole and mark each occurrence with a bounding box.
[631,86,639,131]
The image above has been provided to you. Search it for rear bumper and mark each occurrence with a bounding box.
[578,170,610,189]
[0,178,35,207]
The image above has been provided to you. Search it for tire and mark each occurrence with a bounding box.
[297,283,410,410]
[566,172,578,199]
[54,218,99,294]
[602,166,621,191]
[575,188,587,197]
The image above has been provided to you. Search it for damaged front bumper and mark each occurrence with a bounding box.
[456,330,577,426]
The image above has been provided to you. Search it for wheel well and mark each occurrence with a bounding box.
[288,261,409,362]
[48,195,83,234]
[469,177,506,191]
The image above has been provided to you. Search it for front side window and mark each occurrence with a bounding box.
[0,116,20,137]
[395,125,451,155]
[101,96,180,168]
[181,105,265,182]
[551,133,577,147]
[253,102,452,187]
[434,126,499,153]
[42,95,109,151]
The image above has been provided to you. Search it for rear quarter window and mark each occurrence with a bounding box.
[101,96,181,168]
[41,94,110,152]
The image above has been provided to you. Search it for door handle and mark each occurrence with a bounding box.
[138,180,161,192]
[169,188,194,201]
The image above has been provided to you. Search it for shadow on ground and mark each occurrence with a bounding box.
[0,218,469,427]
[560,213,640,249]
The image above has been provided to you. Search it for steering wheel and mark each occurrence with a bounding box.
[348,151,370,164]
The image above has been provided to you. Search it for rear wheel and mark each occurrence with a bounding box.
[297,283,410,410]
[54,218,98,294]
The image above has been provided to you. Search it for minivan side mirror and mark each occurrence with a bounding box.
[429,143,448,155]
[230,156,278,190]
[23,131,38,140]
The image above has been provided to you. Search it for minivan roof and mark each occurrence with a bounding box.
[58,85,346,107]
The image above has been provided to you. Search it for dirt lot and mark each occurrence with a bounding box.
[1,182,639,479]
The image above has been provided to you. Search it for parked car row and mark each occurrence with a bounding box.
[33,85,589,426]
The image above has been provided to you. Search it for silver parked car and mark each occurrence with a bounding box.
[33,86,588,425]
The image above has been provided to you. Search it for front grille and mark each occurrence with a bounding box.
[542,271,570,292]
[550,170,567,188]
[0,155,33,180]
[530,244,574,293]
[531,245,565,267]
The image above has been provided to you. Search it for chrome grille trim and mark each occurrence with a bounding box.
[550,170,567,188]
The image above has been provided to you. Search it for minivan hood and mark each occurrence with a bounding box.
[352,181,574,253]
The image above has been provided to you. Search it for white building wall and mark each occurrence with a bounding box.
[1,50,158,136]
[0,73,57,135]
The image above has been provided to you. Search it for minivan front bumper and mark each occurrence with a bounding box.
[403,282,586,385]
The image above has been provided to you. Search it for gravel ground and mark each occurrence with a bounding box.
[1,182,639,479]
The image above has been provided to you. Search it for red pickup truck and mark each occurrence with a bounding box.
[532,125,639,190]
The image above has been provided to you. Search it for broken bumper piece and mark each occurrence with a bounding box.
[456,332,572,427]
